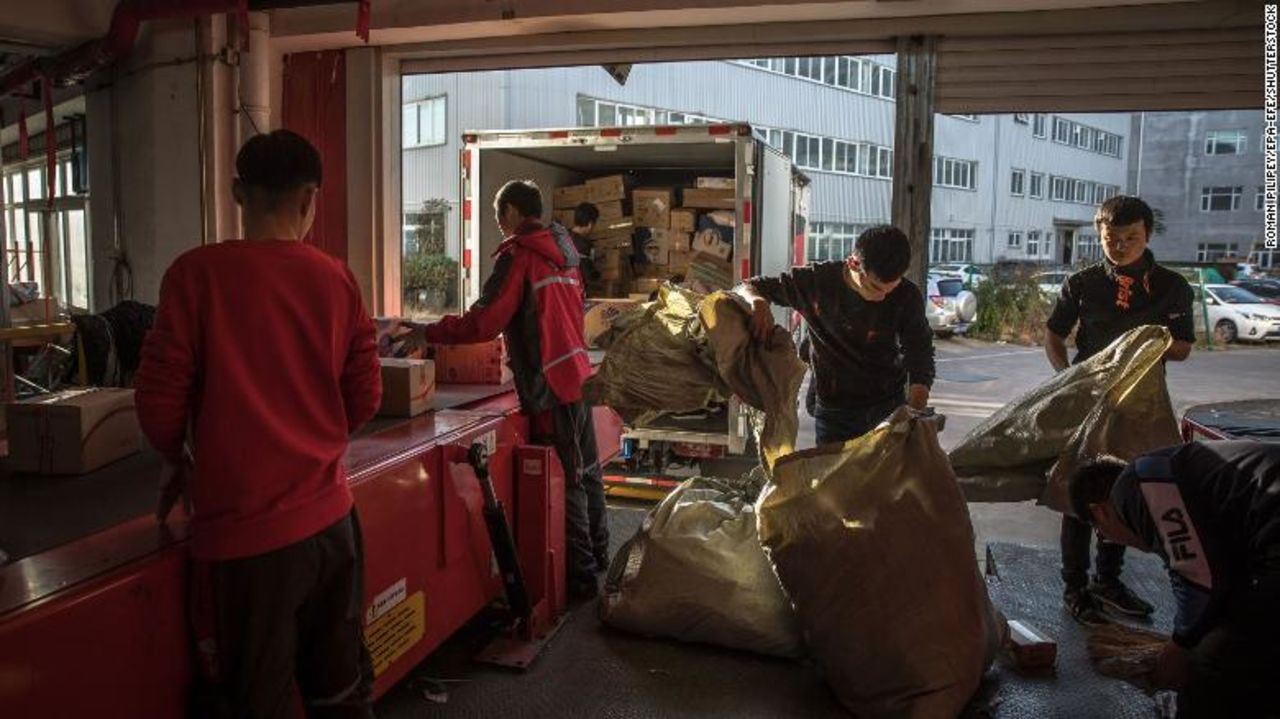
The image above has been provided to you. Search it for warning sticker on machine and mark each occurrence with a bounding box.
[364,591,425,677]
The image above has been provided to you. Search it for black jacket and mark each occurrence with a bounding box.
[1112,441,1280,647]
[747,261,935,409]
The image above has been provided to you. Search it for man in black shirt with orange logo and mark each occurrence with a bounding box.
[1045,195,1195,626]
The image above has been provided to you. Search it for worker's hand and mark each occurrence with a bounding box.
[156,456,191,523]
[749,298,775,346]
[396,322,434,359]
[1151,641,1190,690]
[907,384,930,411]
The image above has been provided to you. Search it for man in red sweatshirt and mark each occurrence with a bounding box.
[406,180,607,599]
[135,130,382,719]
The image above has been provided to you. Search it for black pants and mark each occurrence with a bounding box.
[532,400,609,584]
[1179,555,1280,718]
[192,511,375,719]
[812,392,904,445]
[1060,513,1125,591]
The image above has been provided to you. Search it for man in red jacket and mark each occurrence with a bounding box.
[406,180,607,599]
[135,130,382,718]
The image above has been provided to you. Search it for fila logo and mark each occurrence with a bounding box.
[1160,507,1198,562]
[1141,482,1213,590]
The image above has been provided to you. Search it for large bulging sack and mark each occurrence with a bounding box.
[600,477,803,658]
[948,325,1181,512]
[757,410,1002,719]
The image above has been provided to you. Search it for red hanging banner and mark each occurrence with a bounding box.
[356,0,371,43]
[17,98,28,161]
[43,77,55,209]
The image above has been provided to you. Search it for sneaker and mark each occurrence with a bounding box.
[1089,579,1155,618]
[1064,587,1110,627]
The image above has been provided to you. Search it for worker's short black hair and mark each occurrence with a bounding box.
[1067,457,1128,522]
[1095,195,1154,236]
[235,130,322,207]
[854,225,911,281]
[574,202,600,228]
[495,180,543,220]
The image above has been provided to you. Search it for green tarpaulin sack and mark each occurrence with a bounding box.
[948,325,1181,513]
[757,409,1003,719]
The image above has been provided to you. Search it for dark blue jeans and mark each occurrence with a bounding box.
[813,392,904,445]
[1060,513,1126,592]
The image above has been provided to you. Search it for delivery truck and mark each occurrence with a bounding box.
[459,123,808,482]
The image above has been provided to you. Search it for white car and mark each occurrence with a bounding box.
[931,263,989,287]
[1194,284,1280,343]
[1034,270,1070,299]
[926,275,977,337]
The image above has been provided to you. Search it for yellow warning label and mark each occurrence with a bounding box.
[364,591,425,677]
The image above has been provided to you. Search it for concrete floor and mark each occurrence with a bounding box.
[375,338,1280,717]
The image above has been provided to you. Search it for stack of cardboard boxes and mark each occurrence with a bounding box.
[555,175,739,301]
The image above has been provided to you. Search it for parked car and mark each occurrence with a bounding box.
[1193,284,1280,343]
[926,274,976,337]
[931,263,989,287]
[1232,278,1280,305]
[1033,270,1069,299]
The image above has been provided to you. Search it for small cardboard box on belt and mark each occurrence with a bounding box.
[7,388,141,474]
[431,339,513,385]
[378,358,436,417]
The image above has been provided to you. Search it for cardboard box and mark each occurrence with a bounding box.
[669,250,694,274]
[553,184,589,209]
[696,177,736,190]
[7,388,140,474]
[584,299,642,347]
[10,298,60,324]
[592,235,634,253]
[378,358,436,418]
[432,339,513,385]
[587,174,632,203]
[688,253,735,289]
[553,209,577,227]
[590,216,635,238]
[670,208,698,234]
[692,228,733,260]
[632,188,673,229]
[682,187,736,209]
[596,200,626,222]
[633,278,663,295]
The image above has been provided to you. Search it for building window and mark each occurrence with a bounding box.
[1205,130,1247,156]
[2,158,90,311]
[808,222,872,261]
[930,228,975,263]
[1200,186,1243,212]
[578,95,722,128]
[1033,113,1047,138]
[735,56,896,100]
[1256,187,1265,211]
[402,96,447,148]
[935,156,978,190]
[1251,247,1277,268]
[1027,230,1041,256]
[1010,168,1026,196]
[1029,172,1045,199]
[1050,116,1122,157]
[1007,231,1023,249]
[755,126,891,180]
[1013,113,1030,125]
[1077,233,1103,262]
[1197,243,1239,261]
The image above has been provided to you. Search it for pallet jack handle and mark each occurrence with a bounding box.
[467,442,532,626]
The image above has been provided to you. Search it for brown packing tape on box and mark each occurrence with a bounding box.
[6,388,141,474]
[553,184,589,209]
[378,358,437,417]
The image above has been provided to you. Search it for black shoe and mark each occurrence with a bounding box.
[1064,587,1110,627]
[1089,579,1155,618]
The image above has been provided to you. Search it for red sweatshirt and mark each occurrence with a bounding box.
[135,240,382,561]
